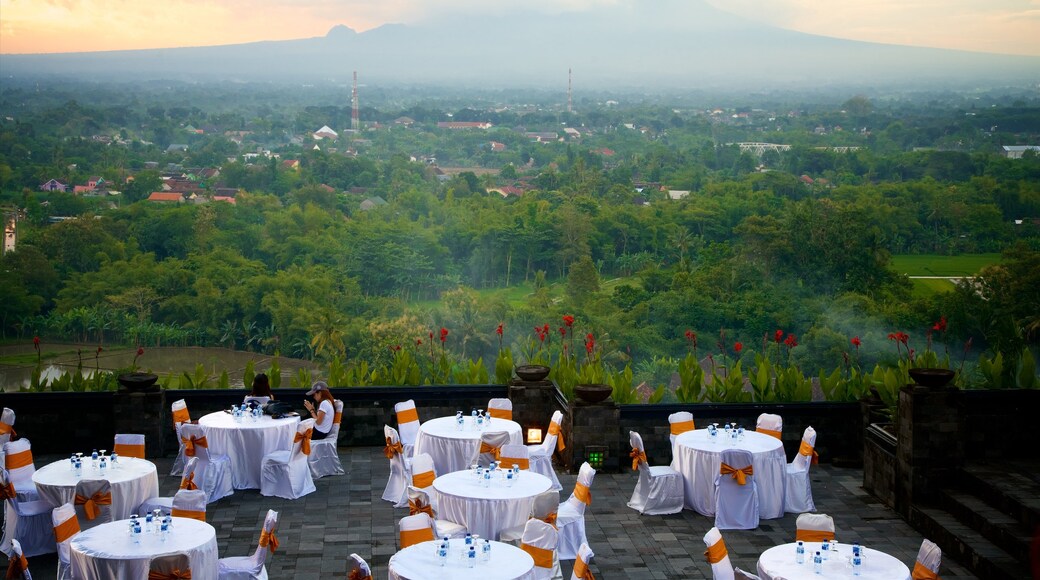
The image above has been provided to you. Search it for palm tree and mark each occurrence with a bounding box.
[309,310,345,360]
[219,319,239,350]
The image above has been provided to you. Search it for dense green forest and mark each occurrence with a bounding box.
[1,80,1038,394]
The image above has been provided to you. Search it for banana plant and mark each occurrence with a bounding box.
[607,364,640,404]
[676,353,705,403]
[453,358,489,385]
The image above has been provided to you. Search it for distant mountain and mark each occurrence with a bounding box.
[2,0,1037,89]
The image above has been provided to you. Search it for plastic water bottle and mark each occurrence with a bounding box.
[160,519,169,541]
[852,554,862,575]
[731,427,739,442]
[471,409,478,429]
[483,470,491,488]
[456,411,464,431]
[738,426,745,440]
[813,551,822,574]
[513,464,521,481]
[465,533,473,546]
[476,414,484,430]
[98,456,107,474]
[145,513,154,534]
[852,542,861,560]
[132,521,142,544]
[821,539,830,560]
[468,546,476,568]
[69,454,76,468]
[91,449,99,470]
[437,542,448,566]
[795,541,805,564]
[506,471,514,487]
[73,459,82,477]
[481,538,491,562]
[110,452,119,467]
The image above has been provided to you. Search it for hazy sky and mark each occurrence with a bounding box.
[1,0,1038,56]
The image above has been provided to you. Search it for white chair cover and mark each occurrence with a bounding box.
[172,489,208,521]
[668,411,695,468]
[409,453,436,491]
[0,467,54,558]
[499,444,531,471]
[394,400,420,458]
[309,400,345,478]
[784,426,817,514]
[557,461,595,560]
[571,542,594,580]
[170,399,190,476]
[217,509,279,580]
[0,408,16,449]
[8,538,31,580]
[382,426,411,506]
[627,431,684,516]
[139,456,199,515]
[260,419,316,500]
[500,490,559,544]
[528,410,564,492]
[243,396,271,407]
[795,512,835,542]
[347,553,371,580]
[755,413,783,440]
[703,527,735,580]
[520,518,559,580]
[180,423,234,504]
[52,502,78,580]
[406,486,467,539]
[714,448,759,530]
[72,479,112,532]
[398,513,435,549]
[914,538,942,577]
[2,439,38,498]
[488,398,513,421]
[150,552,192,578]
[113,433,146,459]
[474,430,513,467]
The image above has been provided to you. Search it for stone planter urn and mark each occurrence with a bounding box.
[574,383,612,404]
[908,368,955,388]
[117,372,159,393]
[514,364,551,382]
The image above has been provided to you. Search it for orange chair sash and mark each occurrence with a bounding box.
[74,490,112,520]
[799,441,819,465]
[489,408,512,421]
[180,472,198,491]
[911,561,940,580]
[396,407,419,424]
[295,429,312,456]
[259,528,279,553]
[348,570,373,580]
[113,442,145,459]
[412,470,435,489]
[6,553,28,580]
[796,529,835,542]
[171,508,205,522]
[4,449,32,470]
[408,499,434,517]
[500,456,529,470]
[384,438,403,459]
[334,411,343,425]
[630,448,647,471]
[0,482,17,501]
[573,482,592,505]
[547,422,565,451]
[181,435,207,457]
[704,538,728,564]
[670,420,695,436]
[479,442,501,460]
[520,543,554,569]
[53,517,80,543]
[0,422,15,438]
[720,462,753,485]
[541,511,558,528]
[573,556,595,579]
[400,527,434,548]
[147,569,192,580]
[172,408,190,424]
[758,427,782,440]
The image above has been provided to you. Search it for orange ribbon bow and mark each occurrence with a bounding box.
[383,438,403,459]
[74,490,112,520]
[147,569,192,580]
[179,472,198,491]
[408,499,434,517]
[181,435,207,457]
[547,422,565,451]
[348,569,373,580]
[704,539,728,564]
[572,556,595,579]
[719,462,753,485]
[5,553,28,580]
[295,429,312,456]
[629,448,647,471]
[0,422,15,438]
[541,511,558,528]
[259,528,279,553]
[0,482,16,501]
[799,441,819,465]
[479,442,501,460]
[911,562,941,580]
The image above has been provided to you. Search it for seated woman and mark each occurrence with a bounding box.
[245,373,273,406]
[303,381,334,441]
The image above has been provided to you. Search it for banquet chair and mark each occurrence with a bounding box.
[138,456,200,515]
[2,439,39,499]
[702,527,762,580]
[398,513,435,549]
[0,408,16,449]
[243,396,271,407]
[217,509,279,580]
[179,423,234,504]
[912,538,942,580]
[528,410,564,492]
[171,489,208,522]
[714,448,759,530]
[1,468,54,558]
[475,430,512,467]
[6,539,30,580]
[52,503,78,580]
[488,398,513,421]
[170,398,191,476]
[347,553,372,580]
[382,425,411,506]
[571,542,594,580]
[406,486,467,539]
[500,490,559,545]
[394,400,420,458]
[795,513,835,542]
[149,552,192,580]
[520,518,560,580]
[261,418,317,500]
[557,461,596,560]
[627,431,684,515]
[668,411,695,468]
[755,413,783,440]
[499,444,530,470]
[73,479,112,532]
[784,426,818,514]
[309,399,345,479]
[410,453,437,491]
[113,433,146,459]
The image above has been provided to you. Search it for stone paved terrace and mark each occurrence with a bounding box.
[17,447,977,579]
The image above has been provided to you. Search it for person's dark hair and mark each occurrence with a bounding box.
[251,373,273,398]
[313,388,334,405]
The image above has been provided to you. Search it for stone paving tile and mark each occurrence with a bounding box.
[16,448,977,579]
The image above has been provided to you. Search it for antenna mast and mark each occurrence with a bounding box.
[351,71,359,132]
[567,68,573,114]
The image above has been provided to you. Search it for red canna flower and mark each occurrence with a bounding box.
[33,336,40,347]
[429,331,434,340]
[887,332,897,341]
[784,334,798,349]
[439,328,449,342]
[559,327,566,338]
[96,346,103,354]
[416,338,422,345]
[496,323,503,336]
[734,342,743,353]
[898,332,909,345]
[851,336,861,348]
[137,347,145,356]
[584,333,595,355]
[933,316,947,332]
[774,329,784,343]
[389,344,402,352]
[562,315,574,327]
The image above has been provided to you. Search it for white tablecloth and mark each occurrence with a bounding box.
[70,517,218,580]
[198,411,300,489]
[32,457,160,520]
[415,417,524,475]
[389,538,535,580]
[432,470,552,541]
[673,429,787,519]
[758,542,911,580]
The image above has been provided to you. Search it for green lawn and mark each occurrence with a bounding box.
[891,254,1001,277]
[909,278,958,298]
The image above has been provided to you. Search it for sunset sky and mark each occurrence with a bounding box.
[1,0,1038,56]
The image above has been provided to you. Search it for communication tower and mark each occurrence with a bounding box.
[351,71,360,132]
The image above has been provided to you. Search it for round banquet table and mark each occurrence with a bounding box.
[432,470,552,541]
[673,429,787,519]
[414,416,524,475]
[757,542,911,580]
[389,538,535,580]
[198,411,300,489]
[32,457,159,520]
[70,517,218,580]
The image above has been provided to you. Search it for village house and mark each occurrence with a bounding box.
[39,179,69,192]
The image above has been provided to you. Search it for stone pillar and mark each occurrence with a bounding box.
[566,397,621,473]
[509,379,568,472]
[112,388,167,458]
[894,385,963,517]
